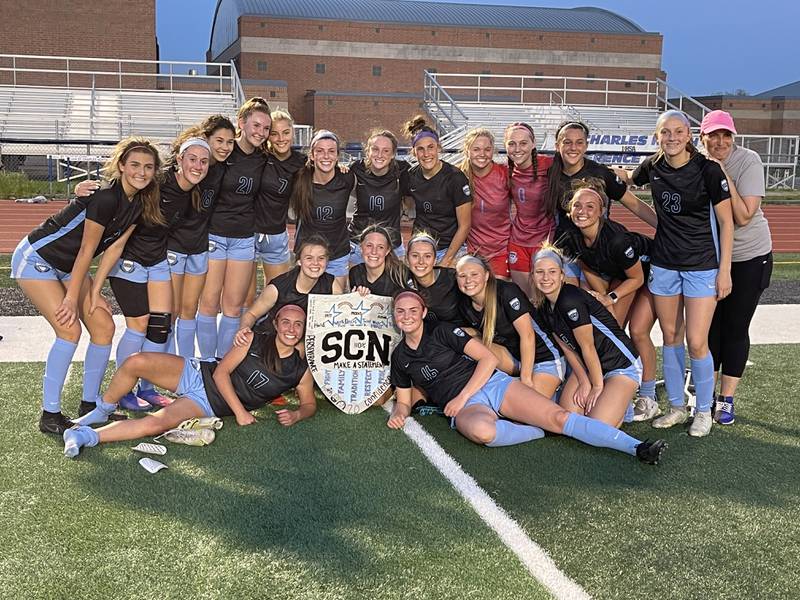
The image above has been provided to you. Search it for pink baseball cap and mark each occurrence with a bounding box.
[700,110,737,134]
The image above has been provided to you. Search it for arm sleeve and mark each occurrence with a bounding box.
[603,166,628,201]
[608,233,642,271]
[631,158,651,187]
[433,323,472,354]
[500,282,533,323]
[733,152,766,198]
[390,351,412,389]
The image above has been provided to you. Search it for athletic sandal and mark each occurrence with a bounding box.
[119,392,152,412]
[636,439,668,465]
[39,410,74,435]
[155,428,215,446]
[137,388,174,408]
[176,417,223,431]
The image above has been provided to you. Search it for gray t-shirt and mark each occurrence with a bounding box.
[724,145,771,262]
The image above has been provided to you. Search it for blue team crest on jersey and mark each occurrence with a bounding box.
[510,297,520,310]
[453,327,466,337]
[567,308,579,321]
[121,260,135,273]
[624,246,635,259]
[34,262,51,273]
[721,179,729,193]
[167,251,178,265]
[208,239,217,252]
[462,184,471,196]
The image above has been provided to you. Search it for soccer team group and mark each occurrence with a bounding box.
[11,96,772,465]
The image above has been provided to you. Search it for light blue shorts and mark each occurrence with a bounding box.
[108,258,171,283]
[435,244,467,265]
[11,238,71,281]
[463,371,515,413]
[648,265,718,298]
[167,250,209,276]
[208,233,255,262]
[605,357,643,386]
[177,358,215,417]
[512,356,567,381]
[349,241,405,265]
[326,254,350,277]
[255,231,290,265]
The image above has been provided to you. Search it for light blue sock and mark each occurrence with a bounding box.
[138,338,168,392]
[115,328,145,368]
[196,313,218,359]
[562,413,640,456]
[662,344,686,408]
[73,398,117,426]
[82,342,111,403]
[176,318,197,358]
[217,315,240,358]
[63,425,99,458]
[486,419,545,447]
[43,338,78,413]
[690,353,715,413]
[639,379,656,399]
[623,403,634,423]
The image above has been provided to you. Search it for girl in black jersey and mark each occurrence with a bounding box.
[11,137,162,434]
[168,116,235,360]
[455,255,564,398]
[349,225,408,297]
[198,98,271,360]
[348,129,409,264]
[532,246,644,427]
[402,116,472,267]
[387,292,666,464]
[546,120,658,282]
[566,181,662,422]
[64,305,317,457]
[236,235,344,346]
[625,110,734,438]
[404,232,463,324]
[290,130,355,289]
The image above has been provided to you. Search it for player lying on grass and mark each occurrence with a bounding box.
[63,305,315,457]
[386,291,667,464]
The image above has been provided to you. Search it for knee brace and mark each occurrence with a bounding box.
[146,312,172,344]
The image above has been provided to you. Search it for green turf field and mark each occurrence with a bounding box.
[1,345,798,599]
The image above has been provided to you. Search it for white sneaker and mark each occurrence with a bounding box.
[652,406,687,428]
[688,411,713,437]
[155,428,215,446]
[633,396,661,421]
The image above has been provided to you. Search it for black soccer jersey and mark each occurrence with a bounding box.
[169,161,225,255]
[201,333,308,416]
[457,280,558,363]
[348,159,410,247]
[255,149,306,235]
[390,322,478,409]
[405,267,463,324]
[408,161,472,250]
[556,158,627,223]
[121,169,191,266]
[269,266,335,314]
[632,153,730,271]
[30,180,142,273]
[294,169,355,260]
[574,220,652,281]
[209,142,266,238]
[348,263,407,297]
[536,284,638,373]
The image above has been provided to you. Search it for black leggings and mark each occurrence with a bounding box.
[708,252,772,378]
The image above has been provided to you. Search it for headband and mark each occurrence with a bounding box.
[571,187,605,205]
[509,122,535,137]
[311,129,339,148]
[275,304,306,320]
[360,225,392,244]
[121,144,153,160]
[412,130,439,147]
[533,248,564,270]
[178,138,211,155]
[456,255,486,270]
[557,121,589,136]
[407,233,437,250]
[394,290,427,309]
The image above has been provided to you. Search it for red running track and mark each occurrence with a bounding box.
[1,199,798,254]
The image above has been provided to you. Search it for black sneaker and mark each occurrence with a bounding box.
[636,439,668,465]
[38,410,74,435]
[78,400,128,422]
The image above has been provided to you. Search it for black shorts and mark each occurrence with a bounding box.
[109,277,150,317]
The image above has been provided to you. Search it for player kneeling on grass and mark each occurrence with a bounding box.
[63,305,316,457]
[387,291,666,464]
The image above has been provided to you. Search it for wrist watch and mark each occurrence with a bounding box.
[607,291,619,304]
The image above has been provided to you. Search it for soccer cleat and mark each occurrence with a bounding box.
[155,428,215,446]
[77,400,128,422]
[119,392,152,412]
[714,396,735,425]
[636,439,668,465]
[652,406,687,429]
[689,410,713,437]
[633,396,661,422]
[39,410,74,435]
[176,417,223,431]
[137,388,174,408]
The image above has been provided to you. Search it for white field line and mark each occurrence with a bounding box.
[384,402,590,600]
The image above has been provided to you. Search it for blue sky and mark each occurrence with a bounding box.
[156,0,797,97]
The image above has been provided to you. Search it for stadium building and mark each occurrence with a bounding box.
[207,0,665,142]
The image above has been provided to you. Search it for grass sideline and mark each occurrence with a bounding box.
[1,344,798,598]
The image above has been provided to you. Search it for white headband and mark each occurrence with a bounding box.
[178,138,211,155]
